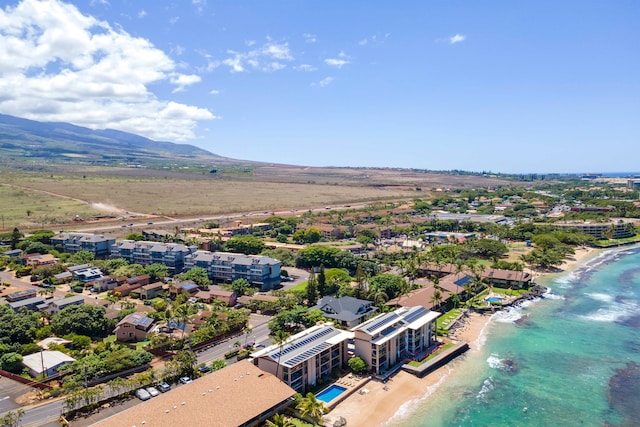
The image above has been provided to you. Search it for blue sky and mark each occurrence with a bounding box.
[0,0,638,173]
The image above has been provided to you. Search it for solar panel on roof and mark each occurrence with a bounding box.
[403,306,428,324]
[270,327,335,360]
[364,312,399,333]
[454,276,472,286]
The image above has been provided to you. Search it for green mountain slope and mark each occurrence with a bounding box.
[0,114,229,166]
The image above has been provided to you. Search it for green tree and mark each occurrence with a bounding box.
[348,356,367,373]
[70,250,95,265]
[306,271,318,306]
[368,273,405,300]
[0,352,23,373]
[265,413,294,427]
[230,278,250,296]
[273,330,290,379]
[113,263,145,278]
[317,265,326,297]
[0,409,24,427]
[50,304,113,338]
[292,228,322,244]
[10,228,21,250]
[176,267,211,287]
[297,392,326,423]
[125,232,144,241]
[144,263,169,282]
[224,235,265,255]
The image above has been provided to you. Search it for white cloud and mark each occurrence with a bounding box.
[170,74,201,93]
[358,38,368,46]
[220,40,294,73]
[169,16,179,25]
[449,34,466,44]
[296,64,317,72]
[312,77,333,87]
[137,9,146,18]
[303,33,317,43]
[0,0,216,141]
[209,89,219,95]
[192,0,206,14]
[245,40,256,47]
[325,58,349,68]
[324,51,350,68]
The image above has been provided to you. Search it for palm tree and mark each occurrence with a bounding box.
[297,392,326,423]
[265,414,294,427]
[273,330,290,380]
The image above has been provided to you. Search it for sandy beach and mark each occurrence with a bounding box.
[325,246,599,427]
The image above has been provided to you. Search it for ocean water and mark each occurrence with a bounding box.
[392,246,640,427]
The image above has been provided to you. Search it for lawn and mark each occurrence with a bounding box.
[407,342,456,367]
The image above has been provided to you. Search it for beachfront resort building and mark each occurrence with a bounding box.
[251,323,353,393]
[51,233,115,259]
[91,361,296,427]
[184,250,281,291]
[309,296,378,328]
[352,306,440,376]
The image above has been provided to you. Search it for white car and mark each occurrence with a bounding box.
[135,388,151,401]
[146,386,160,397]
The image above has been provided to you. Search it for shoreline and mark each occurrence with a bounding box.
[325,246,600,427]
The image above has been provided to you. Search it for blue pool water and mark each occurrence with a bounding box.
[316,384,347,403]
[485,296,502,303]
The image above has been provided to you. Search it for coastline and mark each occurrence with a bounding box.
[325,246,600,427]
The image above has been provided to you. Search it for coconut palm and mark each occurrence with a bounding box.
[297,392,326,423]
[273,330,290,380]
[265,414,295,427]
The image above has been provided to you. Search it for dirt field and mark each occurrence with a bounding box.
[0,165,515,230]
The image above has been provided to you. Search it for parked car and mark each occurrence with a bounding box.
[146,386,160,397]
[197,365,211,374]
[143,300,153,305]
[135,388,151,401]
[157,382,171,393]
[179,377,192,384]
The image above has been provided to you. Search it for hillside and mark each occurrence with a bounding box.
[0,114,238,167]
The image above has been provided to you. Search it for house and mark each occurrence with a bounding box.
[352,306,440,376]
[9,297,45,312]
[386,275,469,310]
[184,251,281,291]
[6,289,37,302]
[22,350,75,377]
[113,274,151,297]
[50,232,115,259]
[37,337,72,350]
[309,296,378,328]
[67,264,104,282]
[87,276,119,292]
[140,282,165,300]
[251,322,353,393]
[419,264,532,289]
[22,253,57,268]
[53,271,73,284]
[169,281,199,298]
[91,361,296,427]
[39,295,85,315]
[2,249,23,257]
[194,286,237,306]
[114,313,154,342]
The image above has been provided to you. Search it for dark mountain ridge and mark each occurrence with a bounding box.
[0,113,233,166]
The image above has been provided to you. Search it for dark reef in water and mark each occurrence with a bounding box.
[608,362,640,426]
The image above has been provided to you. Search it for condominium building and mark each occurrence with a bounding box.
[109,240,196,273]
[352,306,440,376]
[553,220,635,240]
[184,251,281,291]
[251,323,353,393]
[51,233,115,259]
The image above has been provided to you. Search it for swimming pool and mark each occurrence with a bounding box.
[316,384,347,403]
[486,296,502,303]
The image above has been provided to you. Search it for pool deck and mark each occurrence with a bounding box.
[322,374,371,410]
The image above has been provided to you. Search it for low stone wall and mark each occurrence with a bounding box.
[401,342,469,378]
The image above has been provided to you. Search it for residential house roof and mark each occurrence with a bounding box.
[22,350,75,376]
[309,296,377,323]
[91,361,295,427]
[117,313,154,330]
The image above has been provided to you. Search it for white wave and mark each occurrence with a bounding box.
[492,306,523,323]
[382,368,452,426]
[476,377,495,403]
[486,354,504,370]
[543,290,564,300]
[579,299,639,323]
[585,292,614,303]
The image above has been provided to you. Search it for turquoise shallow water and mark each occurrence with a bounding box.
[392,247,640,427]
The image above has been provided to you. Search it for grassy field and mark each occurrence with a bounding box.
[0,165,516,231]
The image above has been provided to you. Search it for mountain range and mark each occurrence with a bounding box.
[0,114,236,167]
